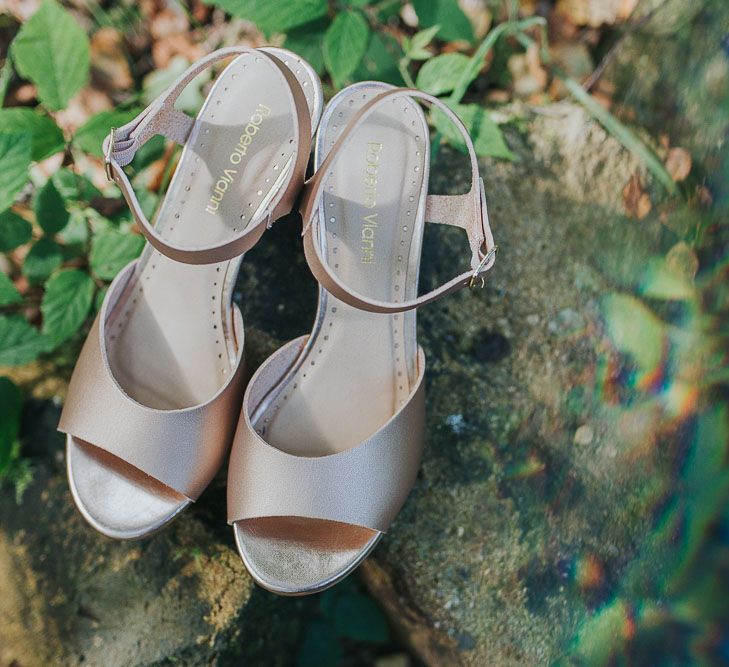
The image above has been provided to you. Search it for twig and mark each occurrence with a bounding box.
[517,27,677,195]
[583,8,659,91]
[0,57,12,108]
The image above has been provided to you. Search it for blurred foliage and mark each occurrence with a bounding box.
[0,0,725,662]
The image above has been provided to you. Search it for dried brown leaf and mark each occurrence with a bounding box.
[622,174,652,219]
[665,147,692,182]
[556,0,638,27]
[91,28,134,93]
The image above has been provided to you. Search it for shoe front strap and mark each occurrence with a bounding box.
[103,47,311,265]
[227,337,427,532]
[57,261,247,500]
[299,88,497,314]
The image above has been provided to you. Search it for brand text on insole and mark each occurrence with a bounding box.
[206,103,272,215]
[361,141,383,264]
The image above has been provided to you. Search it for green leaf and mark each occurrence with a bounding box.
[0,210,32,252]
[131,134,166,171]
[34,178,69,236]
[74,108,141,158]
[284,19,328,75]
[324,11,371,87]
[376,0,402,22]
[22,237,63,285]
[434,103,514,159]
[0,376,22,473]
[0,132,32,213]
[572,599,628,664]
[602,293,667,372]
[0,108,65,161]
[204,0,328,34]
[52,168,102,203]
[94,286,107,313]
[412,0,473,43]
[354,32,404,85]
[417,53,469,96]
[90,230,144,281]
[40,269,94,346]
[57,208,89,247]
[333,593,389,643]
[0,314,50,366]
[11,0,90,111]
[143,56,209,116]
[0,271,21,307]
[296,620,342,667]
[639,257,695,301]
[410,25,440,52]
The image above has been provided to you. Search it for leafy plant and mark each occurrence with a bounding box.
[0,1,147,371]
[296,577,390,667]
[0,375,33,499]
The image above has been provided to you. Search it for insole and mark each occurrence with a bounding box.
[106,53,303,410]
[257,84,429,455]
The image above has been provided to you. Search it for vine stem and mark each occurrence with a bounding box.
[398,57,417,88]
[430,16,547,158]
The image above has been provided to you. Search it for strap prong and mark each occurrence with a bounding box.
[469,244,498,289]
[104,127,117,182]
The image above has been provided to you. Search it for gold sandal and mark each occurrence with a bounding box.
[227,82,496,594]
[59,47,322,539]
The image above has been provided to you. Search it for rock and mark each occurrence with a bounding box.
[0,401,309,666]
[0,94,710,665]
[358,93,715,663]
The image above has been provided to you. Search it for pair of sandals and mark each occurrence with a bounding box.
[58,47,497,596]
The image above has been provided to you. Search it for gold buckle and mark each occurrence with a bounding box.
[468,245,498,289]
[104,127,116,181]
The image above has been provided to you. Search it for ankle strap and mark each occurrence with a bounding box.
[103,47,311,265]
[299,88,496,314]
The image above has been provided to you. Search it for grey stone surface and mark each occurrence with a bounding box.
[0,101,683,666]
[350,103,678,665]
[0,402,313,667]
